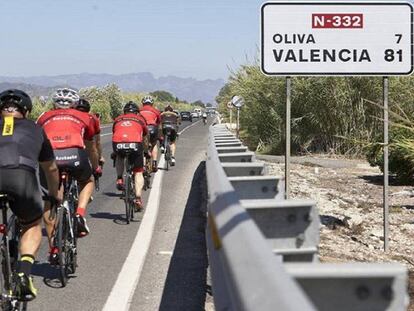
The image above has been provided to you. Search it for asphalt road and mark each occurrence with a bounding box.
[29,118,210,311]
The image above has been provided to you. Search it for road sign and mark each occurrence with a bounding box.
[261,1,413,76]
[231,95,245,108]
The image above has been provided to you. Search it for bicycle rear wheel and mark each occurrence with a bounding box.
[56,206,68,287]
[124,174,131,224]
[164,138,170,171]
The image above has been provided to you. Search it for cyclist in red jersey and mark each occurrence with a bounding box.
[112,102,148,210]
[76,98,104,174]
[139,95,161,172]
[37,88,99,263]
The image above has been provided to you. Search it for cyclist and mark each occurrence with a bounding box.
[159,104,180,166]
[139,95,161,172]
[76,98,104,174]
[112,102,148,211]
[37,88,99,250]
[0,89,60,301]
[202,111,207,124]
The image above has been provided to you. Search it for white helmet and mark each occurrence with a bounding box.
[52,88,80,109]
[142,95,154,105]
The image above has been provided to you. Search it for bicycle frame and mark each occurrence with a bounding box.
[0,194,25,310]
[51,172,78,287]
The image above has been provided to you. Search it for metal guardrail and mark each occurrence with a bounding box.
[206,124,409,311]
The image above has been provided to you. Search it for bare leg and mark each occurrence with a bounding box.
[20,219,42,256]
[134,172,144,198]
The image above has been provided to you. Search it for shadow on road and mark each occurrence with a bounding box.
[89,212,140,225]
[159,162,209,311]
[102,192,122,198]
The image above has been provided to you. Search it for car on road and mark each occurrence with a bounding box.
[191,111,199,119]
[180,111,192,122]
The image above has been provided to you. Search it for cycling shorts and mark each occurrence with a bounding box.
[113,142,144,173]
[54,148,92,182]
[162,125,178,143]
[147,125,159,146]
[40,148,92,195]
[0,168,43,226]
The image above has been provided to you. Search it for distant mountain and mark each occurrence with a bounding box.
[0,73,225,104]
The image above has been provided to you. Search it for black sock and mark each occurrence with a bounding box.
[17,254,35,276]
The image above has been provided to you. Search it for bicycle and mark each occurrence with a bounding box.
[93,160,104,192]
[143,152,152,191]
[162,126,173,171]
[50,171,78,287]
[0,193,26,311]
[121,150,137,224]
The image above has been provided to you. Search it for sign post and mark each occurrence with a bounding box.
[383,77,389,252]
[286,77,291,199]
[261,1,413,251]
[231,96,245,138]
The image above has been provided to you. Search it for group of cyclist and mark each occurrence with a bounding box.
[0,88,180,302]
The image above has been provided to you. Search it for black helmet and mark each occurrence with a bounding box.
[123,101,139,114]
[0,89,32,114]
[164,104,173,112]
[76,98,91,112]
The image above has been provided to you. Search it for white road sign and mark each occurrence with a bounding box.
[261,1,413,75]
[231,95,245,108]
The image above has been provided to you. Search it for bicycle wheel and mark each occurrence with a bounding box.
[164,138,170,171]
[69,211,78,275]
[56,205,69,287]
[124,174,131,224]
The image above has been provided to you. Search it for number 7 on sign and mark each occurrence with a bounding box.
[395,34,402,44]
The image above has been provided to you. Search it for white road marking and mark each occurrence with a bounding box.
[157,251,173,255]
[100,133,112,137]
[178,119,202,135]
[102,156,165,311]
[102,119,199,310]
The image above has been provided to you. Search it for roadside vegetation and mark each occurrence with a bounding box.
[30,83,203,123]
[216,61,414,183]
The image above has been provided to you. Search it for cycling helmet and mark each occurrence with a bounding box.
[142,95,154,105]
[164,104,174,112]
[0,89,32,114]
[52,88,79,109]
[76,98,91,112]
[123,101,139,114]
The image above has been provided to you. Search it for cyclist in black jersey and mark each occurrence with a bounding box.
[0,89,61,301]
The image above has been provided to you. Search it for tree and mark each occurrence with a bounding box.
[150,90,175,102]
[192,100,205,107]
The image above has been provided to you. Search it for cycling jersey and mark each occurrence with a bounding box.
[0,117,55,224]
[112,113,148,143]
[37,108,96,150]
[0,118,54,171]
[90,113,101,135]
[140,105,161,126]
[160,111,179,128]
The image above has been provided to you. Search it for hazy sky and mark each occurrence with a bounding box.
[0,0,262,80]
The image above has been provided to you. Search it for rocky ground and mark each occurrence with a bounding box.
[264,156,414,310]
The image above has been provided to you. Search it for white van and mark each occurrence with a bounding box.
[194,108,202,117]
